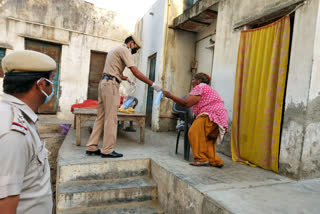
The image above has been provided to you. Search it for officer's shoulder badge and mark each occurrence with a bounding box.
[11,122,28,134]
[10,106,28,135]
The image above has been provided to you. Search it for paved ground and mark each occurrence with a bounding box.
[59,121,320,214]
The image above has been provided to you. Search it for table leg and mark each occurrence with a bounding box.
[138,118,145,144]
[73,114,76,129]
[76,115,81,146]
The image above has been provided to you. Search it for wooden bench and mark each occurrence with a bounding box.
[73,108,146,146]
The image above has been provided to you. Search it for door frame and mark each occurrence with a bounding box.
[146,53,157,126]
[24,37,62,114]
[87,50,108,100]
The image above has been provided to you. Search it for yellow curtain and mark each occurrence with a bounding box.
[231,16,291,172]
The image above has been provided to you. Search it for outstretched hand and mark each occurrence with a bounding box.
[163,91,172,99]
[151,83,162,92]
[127,77,136,86]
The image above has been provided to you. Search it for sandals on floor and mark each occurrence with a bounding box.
[212,164,224,168]
[189,161,210,166]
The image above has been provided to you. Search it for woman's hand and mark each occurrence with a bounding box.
[163,91,172,99]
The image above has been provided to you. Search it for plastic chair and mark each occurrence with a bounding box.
[172,102,194,160]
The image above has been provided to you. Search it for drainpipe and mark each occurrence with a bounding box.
[161,0,171,85]
[156,0,170,129]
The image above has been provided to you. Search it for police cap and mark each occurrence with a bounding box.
[2,50,56,73]
[131,35,142,48]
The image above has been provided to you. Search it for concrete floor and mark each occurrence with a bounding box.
[59,121,320,214]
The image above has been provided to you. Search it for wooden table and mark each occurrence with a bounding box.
[73,108,146,146]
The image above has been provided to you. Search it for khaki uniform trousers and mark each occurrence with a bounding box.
[86,79,120,154]
[188,115,223,166]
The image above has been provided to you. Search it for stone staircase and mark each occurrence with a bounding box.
[37,116,72,214]
[56,159,163,214]
[38,118,71,184]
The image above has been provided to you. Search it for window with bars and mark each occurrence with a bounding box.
[0,48,6,77]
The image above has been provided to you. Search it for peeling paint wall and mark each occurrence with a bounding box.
[136,0,194,131]
[160,29,196,131]
[139,0,320,178]
[159,0,196,131]
[300,0,320,179]
[133,0,167,131]
[279,0,320,179]
[212,0,320,179]
[0,0,131,120]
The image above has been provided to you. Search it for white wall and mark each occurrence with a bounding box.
[195,37,214,76]
[133,0,167,130]
[57,36,120,119]
[212,0,239,127]
[0,0,131,120]
[158,0,197,131]
[309,1,320,101]
[298,0,320,178]
[195,6,218,77]
[136,0,192,131]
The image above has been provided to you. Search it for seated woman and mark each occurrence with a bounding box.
[163,73,228,167]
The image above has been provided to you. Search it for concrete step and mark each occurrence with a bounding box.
[37,116,72,134]
[58,159,150,183]
[57,201,164,214]
[57,177,158,210]
[38,123,63,134]
[40,133,65,143]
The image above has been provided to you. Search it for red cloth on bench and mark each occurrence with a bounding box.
[71,99,98,112]
[71,97,125,113]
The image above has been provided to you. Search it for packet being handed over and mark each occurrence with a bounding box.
[154,91,163,106]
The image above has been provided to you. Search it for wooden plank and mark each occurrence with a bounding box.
[73,108,146,116]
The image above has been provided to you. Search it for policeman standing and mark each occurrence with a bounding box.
[0,50,55,213]
[86,35,162,158]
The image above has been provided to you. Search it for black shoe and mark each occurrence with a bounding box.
[213,164,224,168]
[101,151,123,158]
[86,149,101,156]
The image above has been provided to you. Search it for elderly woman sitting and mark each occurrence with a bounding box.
[163,73,228,167]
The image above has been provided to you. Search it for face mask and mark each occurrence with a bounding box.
[131,48,137,54]
[37,78,54,104]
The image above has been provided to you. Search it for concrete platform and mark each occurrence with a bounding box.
[58,122,320,214]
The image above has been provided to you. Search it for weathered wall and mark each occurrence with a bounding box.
[280,0,320,179]
[212,0,320,178]
[301,0,320,179]
[210,0,238,156]
[159,0,196,131]
[151,159,231,214]
[133,0,166,130]
[0,0,130,120]
[136,0,195,131]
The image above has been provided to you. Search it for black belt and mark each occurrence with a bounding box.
[102,74,120,84]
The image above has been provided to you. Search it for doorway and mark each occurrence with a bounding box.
[146,54,157,126]
[87,51,107,100]
[25,38,61,114]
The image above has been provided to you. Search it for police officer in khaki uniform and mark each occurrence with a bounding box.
[0,50,56,213]
[86,35,162,158]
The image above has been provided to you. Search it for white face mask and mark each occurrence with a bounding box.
[37,78,54,104]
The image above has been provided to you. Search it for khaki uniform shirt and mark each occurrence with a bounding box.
[0,94,52,214]
[103,44,135,82]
